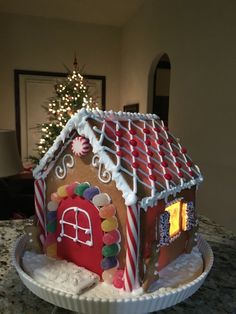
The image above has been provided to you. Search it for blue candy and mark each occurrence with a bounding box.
[101,256,118,270]
[83,187,100,200]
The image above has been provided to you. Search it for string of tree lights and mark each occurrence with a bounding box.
[31,58,96,163]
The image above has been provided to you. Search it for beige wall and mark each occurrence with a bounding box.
[0,13,121,129]
[120,0,236,232]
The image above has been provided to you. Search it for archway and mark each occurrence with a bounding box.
[148,54,171,126]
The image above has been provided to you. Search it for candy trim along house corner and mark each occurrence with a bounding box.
[33,108,203,292]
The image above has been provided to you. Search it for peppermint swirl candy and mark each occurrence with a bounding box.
[71,136,91,157]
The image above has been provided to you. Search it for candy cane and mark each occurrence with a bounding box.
[34,178,47,238]
[124,204,140,291]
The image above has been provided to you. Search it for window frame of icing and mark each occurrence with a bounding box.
[58,206,93,246]
[159,198,196,246]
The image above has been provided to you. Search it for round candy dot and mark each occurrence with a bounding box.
[189,170,194,177]
[103,229,121,245]
[159,150,165,156]
[83,187,100,201]
[132,150,139,157]
[116,151,123,157]
[147,150,153,157]
[149,174,156,181]
[66,182,78,197]
[50,193,62,203]
[101,256,118,270]
[102,267,118,284]
[148,163,154,169]
[178,171,184,178]
[57,185,69,198]
[102,243,120,257]
[186,161,192,167]
[101,217,118,232]
[172,151,178,157]
[115,131,122,137]
[143,128,150,134]
[115,140,121,146]
[129,139,137,146]
[132,162,139,169]
[167,138,173,143]
[164,126,169,131]
[129,129,136,135]
[47,200,59,212]
[75,182,90,196]
[164,173,172,180]
[92,193,111,207]
[99,204,116,219]
[154,127,160,133]
[175,161,182,168]
[145,139,151,146]
[181,147,187,154]
[161,161,168,168]
[157,139,163,145]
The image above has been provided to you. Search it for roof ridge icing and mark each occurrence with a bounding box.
[33,108,203,208]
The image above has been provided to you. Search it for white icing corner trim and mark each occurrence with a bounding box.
[55,154,75,180]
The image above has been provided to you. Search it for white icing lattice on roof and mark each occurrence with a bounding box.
[33,108,203,209]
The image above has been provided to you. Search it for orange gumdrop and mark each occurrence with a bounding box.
[99,204,116,219]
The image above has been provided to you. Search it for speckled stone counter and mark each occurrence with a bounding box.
[0,216,235,314]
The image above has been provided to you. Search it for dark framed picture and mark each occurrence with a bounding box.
[14,69,106,162]
[123,103,139,113]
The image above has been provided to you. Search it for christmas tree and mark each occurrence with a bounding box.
[31,59,95,163]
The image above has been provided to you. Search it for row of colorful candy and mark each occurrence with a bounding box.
[99,201,124,289]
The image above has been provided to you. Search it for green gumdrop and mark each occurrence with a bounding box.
[75,182,90,196]
[102,244,119,257]
[46,221,57,233]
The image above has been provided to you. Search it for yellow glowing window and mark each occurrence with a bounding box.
[166,201,182,237]
[181,202,188,231]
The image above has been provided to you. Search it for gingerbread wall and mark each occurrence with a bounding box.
[46,144,128,269]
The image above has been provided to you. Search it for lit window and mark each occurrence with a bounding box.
[165,201,182,237]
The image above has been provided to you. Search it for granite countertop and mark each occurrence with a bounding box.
[0,216,235,314]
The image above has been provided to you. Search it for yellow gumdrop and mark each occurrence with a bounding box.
[46,243,57,258]
[57,185,69,198]
[101,217,118,232]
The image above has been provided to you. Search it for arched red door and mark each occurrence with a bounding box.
[56,196,104,276]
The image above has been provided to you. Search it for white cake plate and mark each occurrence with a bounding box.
[12,235,213,314]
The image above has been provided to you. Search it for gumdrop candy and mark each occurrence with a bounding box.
[47,201,58,212]
[46,221,57,233]
[102,244,120,257]
[83,186,100,200]
[113,269,124,289]
[75,182,90,196]
[101,256,118,270]
[66,182,78,197]
[46,243,57,258]
[47,210,57,222]
[101,217,118,232]
[102,267,117,284]
[103,230,121,245]
[57,185,69,198]
[92,193,111,207]
[44,233,57,247]
[99,204,116,219]
[50,192,62,203]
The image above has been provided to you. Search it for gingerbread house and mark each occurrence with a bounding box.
[33,108,203,292]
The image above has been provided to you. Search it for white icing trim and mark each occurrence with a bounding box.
[92,154,112,184]
[57,206,93,246]
[55,154,75,180]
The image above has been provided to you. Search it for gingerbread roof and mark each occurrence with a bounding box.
[33,108,203,209]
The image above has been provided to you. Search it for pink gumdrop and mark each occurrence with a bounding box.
[45,233,57,246]
[103,230,121,245]
[99,204,116,219]
[66,182,78,197]
[102,267,117,284]
[113,269,124,289]
[51,192,62,203]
